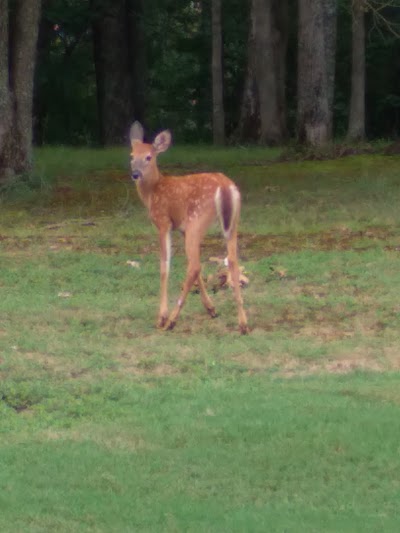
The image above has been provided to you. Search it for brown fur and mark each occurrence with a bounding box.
[129,122,249,334]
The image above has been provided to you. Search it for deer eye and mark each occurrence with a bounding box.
[145,155,152,162]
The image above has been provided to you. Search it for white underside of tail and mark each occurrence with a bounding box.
[215,185,241,240]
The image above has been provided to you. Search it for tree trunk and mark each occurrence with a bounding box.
[347,0,366,141]
[323,0,337,138]
[237,0,288,145]
[297,0,336,146]
[274,0,289,141]
[91,0,145,145]
[211,0,225,145]
[237,11,260,142]
[0,0,42,180]
[255,0,280,144]
[127,0,146,126]
[0,0,11,175]
[33,0,53,146]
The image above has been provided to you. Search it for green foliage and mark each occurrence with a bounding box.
[97,0,243,142]
[366,34,400,137]
[35,0,97,145]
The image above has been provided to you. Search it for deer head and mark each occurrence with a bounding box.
[129,121,171,184]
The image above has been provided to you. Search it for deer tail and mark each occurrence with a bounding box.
[215,185,241,240]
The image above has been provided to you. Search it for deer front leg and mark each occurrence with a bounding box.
[157,228,171,328]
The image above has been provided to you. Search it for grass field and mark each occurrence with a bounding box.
[1,145,400,531]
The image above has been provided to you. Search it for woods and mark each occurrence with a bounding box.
[0,0,400,180]
[0,0,42,178]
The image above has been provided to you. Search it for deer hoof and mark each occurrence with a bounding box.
[208,307,218,319]
[164,319,176,331]
[157,316,168,329]
[240,324,250,335]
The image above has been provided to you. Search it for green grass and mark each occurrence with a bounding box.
[1,145,400,531]
[2,375,400,532]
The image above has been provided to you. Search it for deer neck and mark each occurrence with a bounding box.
[136,169,163,209]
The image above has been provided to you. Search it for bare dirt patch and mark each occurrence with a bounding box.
[1,222,394,260]
[40,426,150,452]
[148,226,391,259]
[233,349,397,378]
[11,350,92,379]
[190,226,395,261]
[116,351,179,376]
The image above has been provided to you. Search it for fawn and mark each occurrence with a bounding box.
[129,121,248,334]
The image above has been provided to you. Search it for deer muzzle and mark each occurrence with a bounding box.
[131,170,143,181]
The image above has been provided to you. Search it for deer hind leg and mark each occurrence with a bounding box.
[226,228,249,334]
[157,227,171,328]
[197,272,217,318]
[165,230,202,331]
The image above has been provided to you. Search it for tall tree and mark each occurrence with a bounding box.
[33,0,54,146]
[127,0,146,127]
[237,0,288,144]
[0,0,42,180]
[347,0,366,140]
[90,0,145,145]
[324,0,338,138]
[211,0,225,144]
[297,0,337,146]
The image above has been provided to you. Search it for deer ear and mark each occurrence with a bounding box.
[130,121,144,144]
[153,130,171,153]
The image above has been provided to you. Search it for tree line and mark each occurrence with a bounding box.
[1,0,400,180]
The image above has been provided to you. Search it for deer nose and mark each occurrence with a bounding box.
[131,170,143,181]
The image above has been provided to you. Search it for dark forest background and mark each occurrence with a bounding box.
[1,0,400,182]
[33,0,400,146]
[34,0,400,144]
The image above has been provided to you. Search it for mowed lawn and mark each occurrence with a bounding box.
[1,146,400,531]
